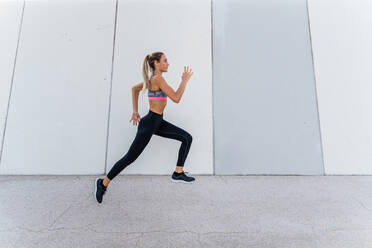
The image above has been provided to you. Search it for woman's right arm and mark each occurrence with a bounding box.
[156,66,193,103]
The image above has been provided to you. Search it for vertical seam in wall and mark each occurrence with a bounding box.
[306,0,325,175]
[0,0,26,169]
[211,0,215,175]
[104,0,119,175]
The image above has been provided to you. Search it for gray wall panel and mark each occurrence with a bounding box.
[213,0,323,174]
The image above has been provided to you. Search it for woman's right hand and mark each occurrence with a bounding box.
[182,66,193,83]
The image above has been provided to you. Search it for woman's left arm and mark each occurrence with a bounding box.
[131,82,143,113]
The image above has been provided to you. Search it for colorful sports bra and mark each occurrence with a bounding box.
[148,77,167,100]
[148,89,167,100]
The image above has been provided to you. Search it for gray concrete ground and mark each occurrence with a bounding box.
[0,175,372,248]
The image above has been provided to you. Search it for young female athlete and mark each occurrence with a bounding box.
[95,52,194,203]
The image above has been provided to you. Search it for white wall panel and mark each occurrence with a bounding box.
[308,0,372,174]
[0,0,116,175]
[106,0,213,175]
[0,1,23,167]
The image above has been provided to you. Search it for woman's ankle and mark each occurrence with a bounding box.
[103,177,110,187]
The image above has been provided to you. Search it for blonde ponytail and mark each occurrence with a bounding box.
[141,54,151,95]
[140,52,164,95]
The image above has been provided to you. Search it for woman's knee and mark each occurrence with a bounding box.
[184,132,192,145]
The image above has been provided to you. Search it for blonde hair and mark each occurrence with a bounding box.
[141,52,164,95]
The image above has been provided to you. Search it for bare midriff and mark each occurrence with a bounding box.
[148,78,167,115]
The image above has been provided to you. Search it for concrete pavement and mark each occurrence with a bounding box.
[0,175,371,248]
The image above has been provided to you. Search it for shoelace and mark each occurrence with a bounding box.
[177,171,189,175]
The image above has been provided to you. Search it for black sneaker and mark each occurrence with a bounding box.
[171,171,195,183]
[94,178,107,203]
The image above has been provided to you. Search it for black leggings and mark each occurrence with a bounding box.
[106,110,193,180]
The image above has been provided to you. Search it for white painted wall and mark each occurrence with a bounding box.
[0,0,116,175]
[106,0,213,175]
[0,1,23,164]
[1,0,371,175]
[308,0,372,174]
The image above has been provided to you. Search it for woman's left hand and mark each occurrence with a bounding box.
[129,112,141,126]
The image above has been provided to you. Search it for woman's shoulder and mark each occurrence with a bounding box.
[149,76,161,91]
[150,75,163,82]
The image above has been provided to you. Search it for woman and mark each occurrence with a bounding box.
[95,52,194,203]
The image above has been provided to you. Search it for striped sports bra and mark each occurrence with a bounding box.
[148,89,167,100]
[148,77,167,100]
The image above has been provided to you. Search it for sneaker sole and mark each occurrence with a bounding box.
[170,178,195,184]
[94,178,99,202]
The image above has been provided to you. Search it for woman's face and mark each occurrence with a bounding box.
[155,55,169,72]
